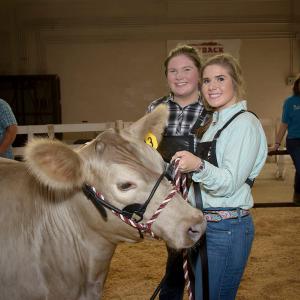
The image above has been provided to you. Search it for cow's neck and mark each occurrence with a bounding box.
[39,195,119,299]
[85,236,117,298]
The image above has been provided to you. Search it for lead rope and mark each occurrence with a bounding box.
[92,186,178,239]
[173,158,194,300]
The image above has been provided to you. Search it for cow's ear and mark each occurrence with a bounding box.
[123,104,168,143]
[24,138,84,190]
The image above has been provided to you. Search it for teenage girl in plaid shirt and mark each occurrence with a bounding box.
[147,44,209,300]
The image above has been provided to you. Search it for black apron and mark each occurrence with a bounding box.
[155,105,208,298]
[157,105,208,163]
[157,135,194,163]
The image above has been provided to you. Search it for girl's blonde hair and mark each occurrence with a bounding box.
[200,53,246,110]
[196,53,245,137]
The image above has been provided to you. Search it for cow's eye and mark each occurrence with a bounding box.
[117,182,135,191]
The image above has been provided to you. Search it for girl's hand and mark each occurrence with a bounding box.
[171,150,202,173]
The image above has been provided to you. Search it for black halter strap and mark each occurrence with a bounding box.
[82,165,168,223]
[124,170,166,222]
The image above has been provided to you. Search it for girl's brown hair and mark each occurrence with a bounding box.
[164,44,203,76]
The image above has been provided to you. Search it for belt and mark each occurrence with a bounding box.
[204,209,250,222]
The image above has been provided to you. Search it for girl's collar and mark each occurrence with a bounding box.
[212,100,247,125]
[169,92,202,105]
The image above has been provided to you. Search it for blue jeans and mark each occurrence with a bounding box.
[197,214,255,300]
[286,138,300,194]
[160,214,254,300]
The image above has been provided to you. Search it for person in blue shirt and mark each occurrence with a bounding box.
[0,98,17,159]
[272,75,300,204]
[172,53,268,300]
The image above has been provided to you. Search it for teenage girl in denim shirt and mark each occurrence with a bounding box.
[172,53,268,300]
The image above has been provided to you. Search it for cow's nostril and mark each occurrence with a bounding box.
[188,225,201,242]
[188,227,199,234]
[188,220,207,243]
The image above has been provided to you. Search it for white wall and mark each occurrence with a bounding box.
[46,40,167,122]
[241,38,297,119]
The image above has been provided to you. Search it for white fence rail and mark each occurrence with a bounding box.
[13,120,132,157]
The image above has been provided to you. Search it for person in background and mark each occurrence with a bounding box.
[147,44,209,300]
[272,75,300,205]
[172,53,268,299]
[0,98,17,159]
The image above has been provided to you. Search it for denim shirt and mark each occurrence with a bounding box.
[189,101,268,210]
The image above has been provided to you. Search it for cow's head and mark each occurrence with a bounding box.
[24,105,206,249]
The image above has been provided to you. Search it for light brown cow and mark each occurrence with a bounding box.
[0,105,206,300]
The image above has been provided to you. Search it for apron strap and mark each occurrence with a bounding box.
[192,183,209,300]
[190,107,210,134]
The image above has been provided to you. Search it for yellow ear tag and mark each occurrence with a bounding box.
[144,132,158,149]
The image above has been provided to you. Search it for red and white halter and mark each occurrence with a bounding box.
[100,187,178,238]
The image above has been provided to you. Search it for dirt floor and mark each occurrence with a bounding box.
[102,160,300,300]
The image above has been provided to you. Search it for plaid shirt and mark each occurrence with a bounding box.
[147,94,207,149]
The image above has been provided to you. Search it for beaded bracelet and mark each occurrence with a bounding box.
[194,159,205,173]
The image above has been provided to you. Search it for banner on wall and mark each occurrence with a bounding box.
[167,40,241,60]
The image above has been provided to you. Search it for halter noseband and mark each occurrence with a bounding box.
[82,163,177,238]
